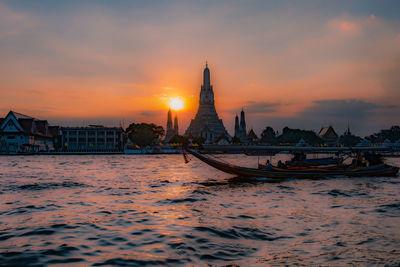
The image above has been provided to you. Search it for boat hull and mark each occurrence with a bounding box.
[188,150,399,179]
[286,157,343,167]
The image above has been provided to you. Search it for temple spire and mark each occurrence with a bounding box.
[240,109,246,133]
[234,114,240,137]
[203,62,210,88]
[165,109,178,142]
[174,115,178,132]
[200,62,214,104]
[346,120,351,135]
[239,109,248,143]
[167,109,172,129]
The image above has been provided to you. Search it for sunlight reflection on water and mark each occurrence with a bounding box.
[0,154,399,265]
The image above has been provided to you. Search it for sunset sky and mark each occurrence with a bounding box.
[0,0,399,136]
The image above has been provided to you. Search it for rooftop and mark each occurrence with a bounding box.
[10,110,34,120]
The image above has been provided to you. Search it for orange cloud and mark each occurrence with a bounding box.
[340,22,357,31]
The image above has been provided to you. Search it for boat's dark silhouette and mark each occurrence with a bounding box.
[186,149,399,179]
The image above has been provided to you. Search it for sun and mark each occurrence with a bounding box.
[169,97,184,111]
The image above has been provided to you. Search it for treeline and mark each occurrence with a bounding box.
[259,125,400,146]
[259,126,364,146]
[124,122,205,147]
[260,126,322,145]
[124,122,400,147]
[366,126,400,143]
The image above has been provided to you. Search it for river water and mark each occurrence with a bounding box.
[0,154,399,266]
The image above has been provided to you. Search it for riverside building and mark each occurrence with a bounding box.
[319,125,339,146]
[0,110,60,153]
[61,125,123,152]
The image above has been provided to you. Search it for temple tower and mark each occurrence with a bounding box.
[165,109,177,142]
[167,109,173,129]
[237,109,248,143]
[240,109,246,136]
[184,63,230,143]
[234,114,240,138]
[174,115,178,133]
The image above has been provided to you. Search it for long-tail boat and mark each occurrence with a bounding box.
[258,164,341,171]
[286,156,343,167]
[186,149,399,179]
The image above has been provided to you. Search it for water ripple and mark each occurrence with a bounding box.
[0,154,398,265]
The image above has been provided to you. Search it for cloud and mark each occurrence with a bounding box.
[340,21,358,31]
[299,99,383,119]
[244,101,280,114]
[295,98,398,135]
[226,101,280,114]
[0,3,31,40]
[244,99,398,137]
[140,110,162,117]
[380,56,400,102]
[0,1,400,136]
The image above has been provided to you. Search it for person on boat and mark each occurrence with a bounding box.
[349,152,365,168]
[347,153,364,169]
[277,160,287,169]
[356,152,365,166]
[292,152,306,162]
[364,152,384,166]
[348,158,358,169]
[266,160,273,169]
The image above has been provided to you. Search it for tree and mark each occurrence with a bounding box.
[277,127,322,146]
[338,133,362,147]
[260,126,276,145]
[126,123,164,147]
[366,126,400,143]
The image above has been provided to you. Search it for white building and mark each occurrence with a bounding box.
[0,111,58,153]
[61,125,123,152]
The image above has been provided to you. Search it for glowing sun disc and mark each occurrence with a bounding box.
[169,98,184,111]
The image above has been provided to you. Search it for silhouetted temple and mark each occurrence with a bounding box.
[184,63,230,143]
[164,109,178,142]
[234,109,248,143]
[319,125,339,146]
[247,128,259,143]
